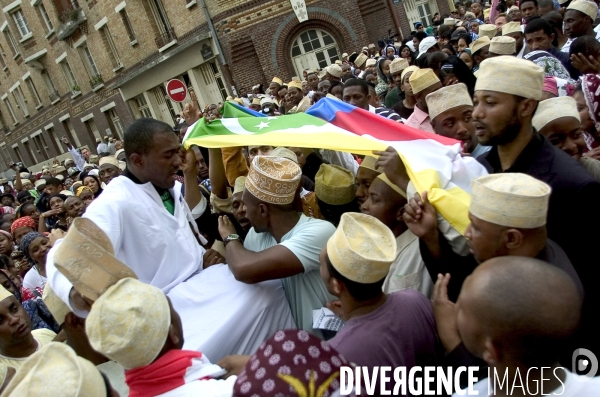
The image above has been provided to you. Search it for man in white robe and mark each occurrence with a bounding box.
[46,118,294,362]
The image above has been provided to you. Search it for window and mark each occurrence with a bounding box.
[3,98,18,124]
[146,0,175,48]
[2,145,12,163]
[12,86,29,117]
[4,30,19,57]
[41,69,59,101]
[62,118,81,147]
[0,110,9,131]
[59,59,79,92]
[25,77,43,108]
[45,126,63,154]
[0,43,6,69]
[13,146,24,164]
[32,134,49,160]
[84,118,101,140]
[107,109,124,139]
[417,3,433,27]
[11,10,31,38]
[148,0,171,35]
[37,2,54,33]
[23,140,38,164]
[134,94,152,118]
[290,29,339,76]
[81,45,100,77]
[119,9,136,43]
[100,27,121,68]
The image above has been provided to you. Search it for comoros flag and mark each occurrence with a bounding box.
[184,98,488,234]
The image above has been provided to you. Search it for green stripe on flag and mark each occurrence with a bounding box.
[221,101,257,118]
[185,113,329,141]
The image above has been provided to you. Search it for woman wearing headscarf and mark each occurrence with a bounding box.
[82,174,103,198]
[524,50,574,82]
[76,185,95,207]
[399,43,415,66]
[19,231,50,291]
[0,268,59,332]
[459,49,475,70]
[375,57,393,100]
[467,20,483,39]
[10,216,36,245]
[383,44,398,61]
[0,230,13,258]
[439,55,477,96]
[577,74,600,156]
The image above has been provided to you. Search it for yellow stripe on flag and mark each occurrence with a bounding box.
[403,163,472,235]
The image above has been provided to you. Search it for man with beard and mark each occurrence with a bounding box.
[472,55,600,357]
[426,83,490,157]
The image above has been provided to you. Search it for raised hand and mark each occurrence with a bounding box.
[372,146,409,191]
[402,191,438,240]
[432,273,461,352]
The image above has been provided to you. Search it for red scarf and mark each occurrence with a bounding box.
[125,350,203,397]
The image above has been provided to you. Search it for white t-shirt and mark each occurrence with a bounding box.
[243,214,336,334]
[454,369,600,396]
[23,266,46,291]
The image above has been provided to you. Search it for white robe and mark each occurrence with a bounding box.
[47,175,295,361]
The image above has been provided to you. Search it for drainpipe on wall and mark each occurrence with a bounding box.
[198,0,235,96]
[385,0,403,41]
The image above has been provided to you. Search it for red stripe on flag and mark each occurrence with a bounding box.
[331,107,460,146]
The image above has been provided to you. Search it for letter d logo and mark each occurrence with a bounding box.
[572,348,598,381]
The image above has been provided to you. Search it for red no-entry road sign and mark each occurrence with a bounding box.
[166,79,187,102]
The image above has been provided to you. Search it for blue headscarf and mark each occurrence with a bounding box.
[19,231,44,261]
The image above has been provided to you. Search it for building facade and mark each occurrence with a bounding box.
[0,0,451,174]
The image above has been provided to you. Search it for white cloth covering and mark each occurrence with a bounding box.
[47,175,294,361]
[155,353,236,396]
[168,265,294,361]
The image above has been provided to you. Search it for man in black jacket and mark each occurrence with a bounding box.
[472,56,600,358]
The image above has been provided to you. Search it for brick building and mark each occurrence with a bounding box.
[0,0,451,175]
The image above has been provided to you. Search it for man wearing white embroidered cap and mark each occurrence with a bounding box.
[489,36,516,56]
[502,21,526,58]
[425,83,490,157]
[562,0,600,53]
[98,156,122,185]
[325,63,343,82]
[469,36,492,73]
[532,96,600,181]
[404,172,583,372]
[405,68,442,132]
[472,55,600,357]
[386,58,410,108]
[321,212,438,375]
[217,155,336,336]
[86,278,236,396]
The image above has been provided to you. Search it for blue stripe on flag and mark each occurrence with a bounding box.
[306,97,357,122]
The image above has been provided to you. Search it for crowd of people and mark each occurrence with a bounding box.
[1,0,600,395]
